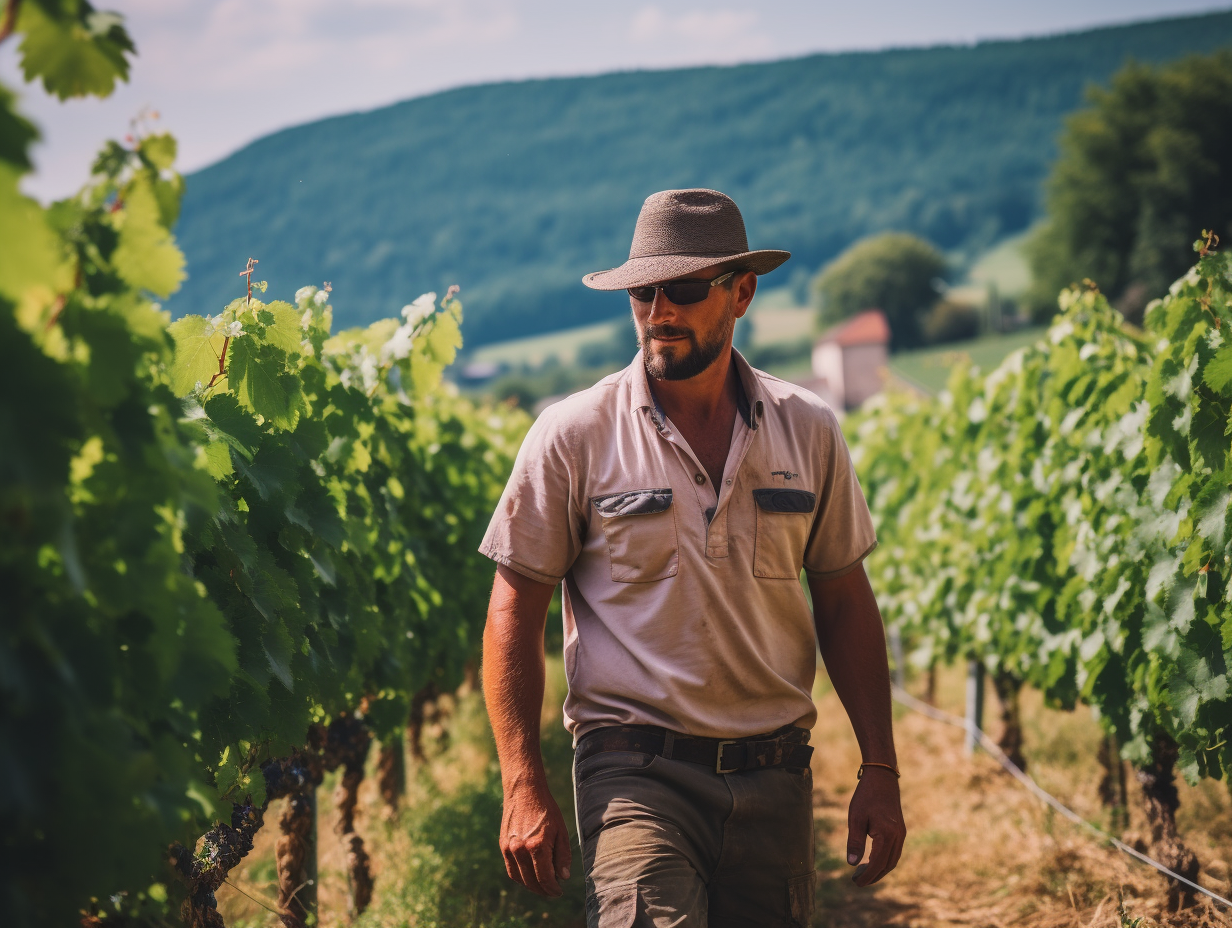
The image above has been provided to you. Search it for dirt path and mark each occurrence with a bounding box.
[808,671,1232,927]
[216,666,1231,928]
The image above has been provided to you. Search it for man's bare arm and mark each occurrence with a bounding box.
[482,563,572,897]
[808,565,906,887]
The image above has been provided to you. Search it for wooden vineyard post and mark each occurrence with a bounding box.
[377,732,407,815]
[277,781,318,928]
[964,660,985,756]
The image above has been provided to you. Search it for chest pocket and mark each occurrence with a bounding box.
[752,488,817,579]
[591,488,679,583]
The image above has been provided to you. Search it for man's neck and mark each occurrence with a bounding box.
[649,346,739,428]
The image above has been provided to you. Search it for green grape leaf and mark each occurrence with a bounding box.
[260,301,304,356]
[112,177,185,297]
[0,84,37,171]
[248,551,299,625]
[217,517,259,575]
[304,537,336,586]
[0,163,64,304]
[262,624,296,691]
[297,485,346,548]
[228,338,296,428]
[16,1,135,100]
[203,393,261,460]
[139,132,176,171]
[1203,346,1232,395]
[200,440,233,479]
[151,175,183,228]
[1170,648,1230,728]
[234,451,296,504]
[168,314,223,396]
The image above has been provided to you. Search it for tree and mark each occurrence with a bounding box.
[812,232,946,351]
[1026,50,1232,324]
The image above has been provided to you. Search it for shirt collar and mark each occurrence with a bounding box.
[628,348,765,431]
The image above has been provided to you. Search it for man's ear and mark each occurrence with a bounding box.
[732,271,757,319]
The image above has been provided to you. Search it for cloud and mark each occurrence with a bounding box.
[629,6,761,43]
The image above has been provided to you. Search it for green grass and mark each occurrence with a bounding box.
[889,327,1045,394]
[967,229,1034,298]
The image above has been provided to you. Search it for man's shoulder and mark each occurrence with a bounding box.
[748,365,843,430]
[531,366,630,440]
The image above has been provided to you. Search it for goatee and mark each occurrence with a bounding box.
[639,310,734,382]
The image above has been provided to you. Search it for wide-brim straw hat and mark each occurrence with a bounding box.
[583,188,790,290]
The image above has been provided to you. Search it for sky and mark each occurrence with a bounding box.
[2,0,1227,201]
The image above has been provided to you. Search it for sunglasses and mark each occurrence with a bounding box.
[627,270,737,306]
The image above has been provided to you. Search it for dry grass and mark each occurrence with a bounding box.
[214,661,1231,928]
[809,665,1232,928]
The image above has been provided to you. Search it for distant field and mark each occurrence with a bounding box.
[748,288,816,346]
[966,229,1033,298]
[889,327,1045,394]
[469,318,622,369]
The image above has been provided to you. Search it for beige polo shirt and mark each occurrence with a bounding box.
[480,349,877,741]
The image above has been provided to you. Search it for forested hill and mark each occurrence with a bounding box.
[169,9,1232,346]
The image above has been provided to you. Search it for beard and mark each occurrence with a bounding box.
[638,306,735,382]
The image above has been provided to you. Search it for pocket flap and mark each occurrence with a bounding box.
[753,488,816,513]
[591,488,672,518]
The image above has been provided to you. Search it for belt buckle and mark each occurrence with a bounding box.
[715,740,739,774]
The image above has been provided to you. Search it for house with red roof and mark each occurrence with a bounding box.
[802,309,890,411]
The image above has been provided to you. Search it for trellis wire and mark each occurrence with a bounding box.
[890,684,1232,911]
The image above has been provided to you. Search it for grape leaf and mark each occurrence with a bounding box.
[1205,345,1232,395]
[0,163,64,306]
[139,132,176,171]
[261,301,304,356]
[200,440,233,479]
[228,337,293,427]
[203,393,261,460]
[262,624,296,691]
[112,178,185,297]
[168,315,223,396]
[16,1,135,100]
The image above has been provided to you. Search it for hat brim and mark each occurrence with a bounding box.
[582,249,790,291]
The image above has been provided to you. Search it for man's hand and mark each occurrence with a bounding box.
[845,768,905,886]
[500,777,573,897]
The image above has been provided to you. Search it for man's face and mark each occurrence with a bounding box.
[631,266,755,381]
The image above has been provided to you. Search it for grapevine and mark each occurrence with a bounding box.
[1,11,529,920]
[850,245,1232,907]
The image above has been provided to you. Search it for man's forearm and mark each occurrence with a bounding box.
[810,566,897,767]
[483,564,572,897]
[482,565,556,789]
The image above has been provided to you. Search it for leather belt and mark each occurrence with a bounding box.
[575,724,813,775]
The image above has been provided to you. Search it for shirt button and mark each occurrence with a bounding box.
[694,473,705,484]
[725,478,732,486]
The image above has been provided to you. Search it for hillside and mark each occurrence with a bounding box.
[168,10,1232,346]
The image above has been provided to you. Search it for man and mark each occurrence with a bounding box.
[480,189,905,927]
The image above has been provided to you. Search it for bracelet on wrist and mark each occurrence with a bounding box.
[857,762,900,779]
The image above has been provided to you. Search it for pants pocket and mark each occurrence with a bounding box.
[575,750,655,787]
[786,871,816,928]
[586,878,639,928]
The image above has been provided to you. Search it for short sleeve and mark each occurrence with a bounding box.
[479,409,584,585]
[802,409,877,578]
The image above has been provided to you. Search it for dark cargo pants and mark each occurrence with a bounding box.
[573,739,816,927]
